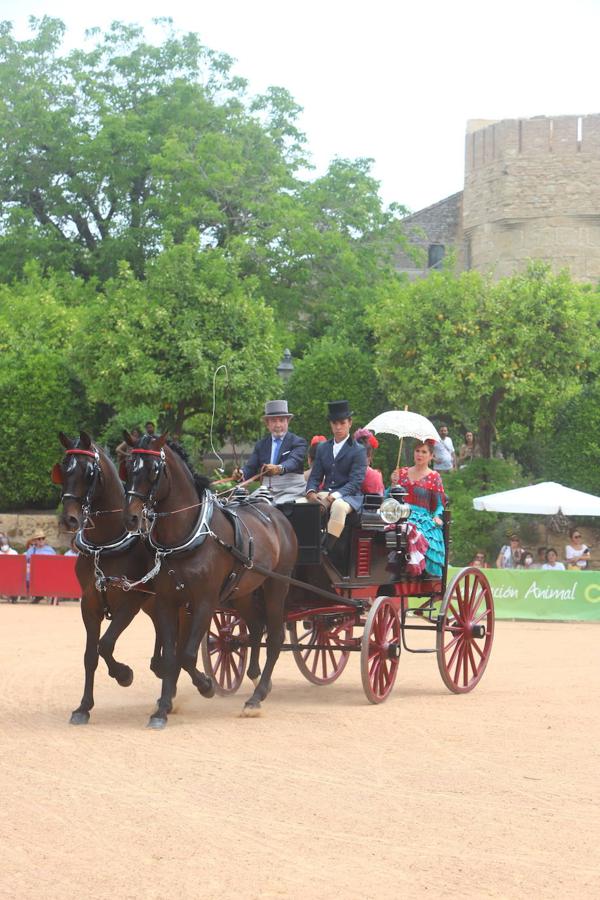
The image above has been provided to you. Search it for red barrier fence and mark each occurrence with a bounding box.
[0,555,81,601]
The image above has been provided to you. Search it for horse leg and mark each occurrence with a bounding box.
[245,617,264,687]
[180,599,215,699]
[98,601,140,687]
[70,605,102,725]
[148,604,179,729]
[242,582,286,717]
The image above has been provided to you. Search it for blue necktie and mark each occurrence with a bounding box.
[270,437,282,464]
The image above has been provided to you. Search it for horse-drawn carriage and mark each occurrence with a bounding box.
[55,410,494,728]
[201,487,495,705]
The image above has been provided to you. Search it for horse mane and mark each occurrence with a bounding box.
[166,440,211,498]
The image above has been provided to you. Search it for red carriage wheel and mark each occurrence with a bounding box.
[201,610,249,695]
[290,614,354,685]
[436,566,495,693]
[360,597,401,704]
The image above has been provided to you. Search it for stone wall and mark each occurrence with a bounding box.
[395,192,463,277]
[0,511,68,552]
[463,115,600,280]
[397,114,600,282]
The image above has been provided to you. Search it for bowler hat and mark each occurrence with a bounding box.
[327,400,353,421]
[263,399,293,419]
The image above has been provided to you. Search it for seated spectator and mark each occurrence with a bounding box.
[116,427,141,464]
[542,548,565,571]
[353,428,384,494]
[25,531,57,604]
[496,534,523,569]
[521,551,536,570]
[304,435,327,482]
[0,532,17,556]
[471,551,487,568]
[565,528,590,570]
[458,431,481,467]
[64,537,79,557]
[536,546,547,567]
[470,550,489,569]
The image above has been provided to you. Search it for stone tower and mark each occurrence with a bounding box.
[463,115,600,280]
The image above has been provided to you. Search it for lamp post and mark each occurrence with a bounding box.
[276,348,294,382]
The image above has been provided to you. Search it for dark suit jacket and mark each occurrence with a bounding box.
[242,431,307,480]
[305,437,367,511]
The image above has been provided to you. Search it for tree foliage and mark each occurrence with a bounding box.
[80,233,281,446]
[369,265,599,457]
[0,267,91,507]
[285,336,386,441]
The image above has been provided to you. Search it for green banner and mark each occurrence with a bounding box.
[449,567,600,621]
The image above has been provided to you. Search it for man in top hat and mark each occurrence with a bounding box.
[305,400,367,544]
[233,400,307,504]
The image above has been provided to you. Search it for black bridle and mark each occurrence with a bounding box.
[125,447,167,525]
[61,448,102,524]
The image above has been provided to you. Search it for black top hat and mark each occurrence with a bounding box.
[327,400,354,421]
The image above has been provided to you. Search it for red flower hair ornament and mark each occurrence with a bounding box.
[353,427,379,449]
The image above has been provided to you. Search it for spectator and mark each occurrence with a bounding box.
[0,532,17,556]
[458,431,481,467]
[521,551,536,570]
[542,548,565,571]
[496,534,523,569]
[353,428,384,494]
[470,550,489,569]
[116,427,141,465]
[305,435,327,482]
[432,423,455,473]
[139,421,156,449]
[439,424,457,470]
[0,532,18,604]
[25,531,57,603]
[64,536,79,557]
[565,528,590,570]
[536,546,547,567]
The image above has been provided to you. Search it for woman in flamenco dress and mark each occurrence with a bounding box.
[392,440,446,578]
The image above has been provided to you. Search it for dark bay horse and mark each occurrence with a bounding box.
[55,431,163,725]
[123,434,298,727]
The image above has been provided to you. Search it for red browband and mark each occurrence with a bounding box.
[130,448,163,457]
[66,449,97,458]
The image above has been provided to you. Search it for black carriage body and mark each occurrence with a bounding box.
[279,494,449,602]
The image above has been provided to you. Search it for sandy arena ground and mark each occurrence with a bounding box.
[1,603,599,900]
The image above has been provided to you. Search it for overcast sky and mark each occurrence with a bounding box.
[4,0,600,212]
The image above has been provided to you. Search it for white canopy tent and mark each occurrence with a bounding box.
[472,482,600,517]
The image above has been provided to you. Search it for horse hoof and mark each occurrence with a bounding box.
[241,703,262,718]
[147,716,167,730]
[70,711,90,725]
[198,677,215,699]
[116,669,134,687]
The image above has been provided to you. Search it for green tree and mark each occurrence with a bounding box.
[285,336,386,441]
[369,264,598,458]
[0,267,91,507]
[0,17,306,281]
[81,233,281,449]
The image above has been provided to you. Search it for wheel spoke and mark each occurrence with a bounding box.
[468,586,485,617]
[443,632,461,654]
[448,601,461,622]
[471,640,484,659]
[467,643,478,679]
[472,606,490,626]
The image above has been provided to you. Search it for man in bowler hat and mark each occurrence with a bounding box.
[305,400,367,544]
[234,400,307,504]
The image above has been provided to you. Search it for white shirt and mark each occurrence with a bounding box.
[542,562,565,570]
[332,436,348,459]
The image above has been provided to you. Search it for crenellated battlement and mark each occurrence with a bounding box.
[465,114,600,172]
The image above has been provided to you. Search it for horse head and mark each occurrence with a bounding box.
[54,430,108,532]
[124,432,169,533]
